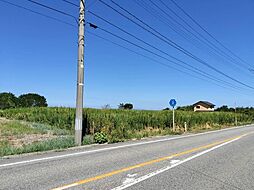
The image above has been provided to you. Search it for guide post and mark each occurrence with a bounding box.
[169,99,177,132]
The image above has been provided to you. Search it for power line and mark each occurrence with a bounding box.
[89,22,248,92]
[62,0,79,8]
[27,0,77,22]
[108,0,254,89]
[98,0,254,90]
[154,0,251,71]
[145,0,250,72]
[132,0,223,61]
[87,30,251,96]
[170,0,253,68]
[86,31,201,80]
[0,0,76,27]
[132,0,247,76]
[88,11,245,91]
[61,0,98,10]
[87,0,99,9]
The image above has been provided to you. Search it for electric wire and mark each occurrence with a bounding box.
[87,0,99,9]
[98,0,254,90]
[108,0,254,89]
[62,0,97,10]
[89,22,249,92]
[2,0,252,95]
[27,0,77,22]
[132,0,240,72]
[62,0,79,8]
[88,11,245,91]
[170,0,252,68]
[87,30,251,96]
[154,0,249,70]
[155,0,252,72]
[0,0,76,27]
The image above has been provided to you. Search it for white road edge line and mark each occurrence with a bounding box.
[111,135,245,190]
[0,125,251,168]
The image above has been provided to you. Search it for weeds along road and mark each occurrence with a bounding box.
[1,125,254,190]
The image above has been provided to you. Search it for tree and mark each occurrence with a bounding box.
[18,93,48,107]
[176,105,193,111]
[215,105,230,112]
[123,103,133,110]
[118,103,125,109]
[118,103,133,110]
[102,104,111,109]
[0,92,18,109]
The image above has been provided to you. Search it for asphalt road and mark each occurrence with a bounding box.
[1,125,254,190]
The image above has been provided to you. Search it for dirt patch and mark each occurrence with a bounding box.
[0,117,10,124]
[2,133,56,147]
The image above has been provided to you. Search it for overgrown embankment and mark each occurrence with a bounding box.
[0,117,74,157]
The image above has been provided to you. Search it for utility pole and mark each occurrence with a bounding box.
[75,0,85,146]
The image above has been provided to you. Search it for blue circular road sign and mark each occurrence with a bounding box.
[169,99,177,108]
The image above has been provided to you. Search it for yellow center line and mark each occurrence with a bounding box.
[52,134,245,190]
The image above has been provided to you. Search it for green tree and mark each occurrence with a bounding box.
[0,92,18,109]
[118,103,133,110]
[215,105,230,112]
[124,103,133,110]
[18,93,48,107]
[118,103,125,109]
[176,105,193,111]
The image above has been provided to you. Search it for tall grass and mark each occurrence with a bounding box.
[0,107,253,142]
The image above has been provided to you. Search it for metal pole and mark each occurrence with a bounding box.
[173,108,175,132]
[75,0,85,146]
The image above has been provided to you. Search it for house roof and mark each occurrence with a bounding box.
[193,101,215,107]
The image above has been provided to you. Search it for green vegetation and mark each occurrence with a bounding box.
[0,136,75,157]
[0,107,253,145]
[18,93,47,107]
[0,92,47,109]
[118,103,134,110]
[94,132,108,144]
[0,92,18,109]
[0,118,73,157]
[176,105,194,111]
[82,135,94,145]
[0,107,253,157]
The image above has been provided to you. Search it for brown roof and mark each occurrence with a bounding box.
[193,101,215,107]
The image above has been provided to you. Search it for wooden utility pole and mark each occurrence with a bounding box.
[75,0,85,146]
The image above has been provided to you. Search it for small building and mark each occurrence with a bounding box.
[193,101,215,112]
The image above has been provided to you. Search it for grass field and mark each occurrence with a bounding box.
[0,107,253,157]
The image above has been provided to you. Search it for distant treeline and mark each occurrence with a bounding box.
[175,104,254,113]
[0,92,47,109]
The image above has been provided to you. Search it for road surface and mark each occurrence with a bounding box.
[1,125,254,190]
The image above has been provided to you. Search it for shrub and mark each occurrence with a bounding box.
[94,132,108,144]
[82,135,94,145]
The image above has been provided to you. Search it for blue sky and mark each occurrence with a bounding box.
[0,0,254,110]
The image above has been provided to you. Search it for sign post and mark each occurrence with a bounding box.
[169,99,177,132]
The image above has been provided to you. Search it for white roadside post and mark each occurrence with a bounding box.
[184,122,187,132]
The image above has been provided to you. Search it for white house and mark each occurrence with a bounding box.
[193,101,215,112]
